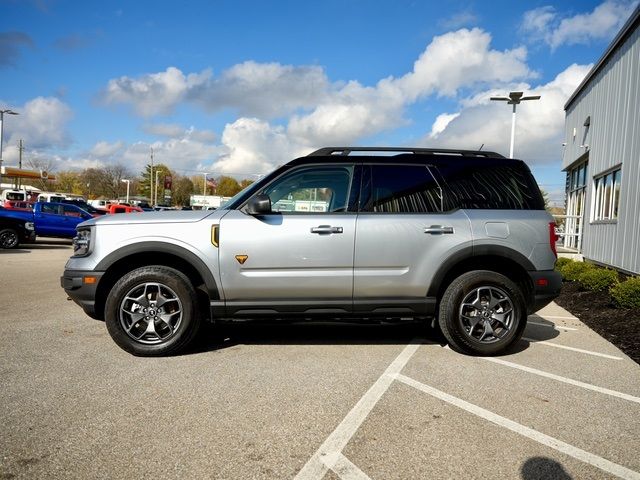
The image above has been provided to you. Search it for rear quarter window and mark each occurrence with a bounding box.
[436,161,545,210]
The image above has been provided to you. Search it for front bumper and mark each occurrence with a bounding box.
[528,270,563,313]
[61,269,105,320]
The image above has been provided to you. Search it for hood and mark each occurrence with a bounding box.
[79,209,226,227]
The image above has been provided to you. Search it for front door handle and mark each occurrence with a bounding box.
[310,225,343,234]
[424,225,454,235]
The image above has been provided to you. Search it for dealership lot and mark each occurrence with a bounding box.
[1,241,639,479]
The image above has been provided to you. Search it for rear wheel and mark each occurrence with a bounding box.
[438,270,526,355]
[0,228,19,249]
[105,266,201,356]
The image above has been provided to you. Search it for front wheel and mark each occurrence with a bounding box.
[438,270,527,355]
[0,228,20,249]
[104,266,201,356]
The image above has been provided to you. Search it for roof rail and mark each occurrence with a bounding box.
[307,147,505,158]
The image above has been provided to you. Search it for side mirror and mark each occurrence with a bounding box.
[247,194,272,215]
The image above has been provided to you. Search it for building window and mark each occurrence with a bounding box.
[592,168,622,221]
[564,160,588,250]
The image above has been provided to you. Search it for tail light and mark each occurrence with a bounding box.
[549,222,558,258]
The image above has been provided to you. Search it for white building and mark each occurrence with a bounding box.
[562,6,640,275]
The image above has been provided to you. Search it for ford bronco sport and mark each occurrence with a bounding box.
[61,147,561,356]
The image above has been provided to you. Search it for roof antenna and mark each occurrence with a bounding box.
[478,144,484,151]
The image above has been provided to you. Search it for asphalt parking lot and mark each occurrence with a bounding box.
[1,240,639,479]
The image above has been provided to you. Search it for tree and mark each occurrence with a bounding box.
[139,163,172,203]
[172,176,194,206]
[239,179,254,190]
[55,171,84,195]
[216,176,241,197]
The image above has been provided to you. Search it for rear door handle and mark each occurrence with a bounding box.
[424,225,454,235]
[311,225,343,234]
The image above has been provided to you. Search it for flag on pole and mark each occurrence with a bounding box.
[206,177,217,189]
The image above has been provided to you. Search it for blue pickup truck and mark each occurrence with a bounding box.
[0,202,93,247]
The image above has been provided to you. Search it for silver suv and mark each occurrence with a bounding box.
[61,147,561,356]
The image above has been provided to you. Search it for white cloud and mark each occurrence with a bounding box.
[425,63,593,163]
[522,1,638,49]
[211,118,307,175]
[288,28,533,146]
[396,28,534,100]
[190,61,331,117]
[1,96,73,165]
[429,113,460,138]
[90,140,125,158]
[101,67,211,116]
[102,62,329,118]
[142,123,217,142]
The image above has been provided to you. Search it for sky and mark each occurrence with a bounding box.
[1,0,639,205]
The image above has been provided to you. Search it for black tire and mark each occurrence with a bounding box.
[105,266,201,356]
[0,228,20,249]
[438,270,526,355]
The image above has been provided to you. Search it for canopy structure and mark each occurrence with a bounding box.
[0,166,56,181]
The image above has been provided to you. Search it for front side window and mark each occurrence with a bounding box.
[592,168,622,221]
[261,165,354,213]
[359,165,442,213]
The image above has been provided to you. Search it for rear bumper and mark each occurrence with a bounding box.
[528,270,562,313]
[61,269,105,320]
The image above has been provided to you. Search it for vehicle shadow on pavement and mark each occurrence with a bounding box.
[521,456,573,479]
[188,322,439,355]
[186,319,561,356]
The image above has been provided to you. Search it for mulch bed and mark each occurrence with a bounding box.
[554,281,640,364]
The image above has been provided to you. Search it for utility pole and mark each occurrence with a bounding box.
[150,147,154,205]
[17,139,24,188]
[155,170,160,206]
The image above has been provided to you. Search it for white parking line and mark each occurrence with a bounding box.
[540,315,579,321]
[294,341,421,480]
[482,357,640,404]
[322,452,372,480]
[395,374,640,480]
[527,321,578,331]
[522,337,623,360]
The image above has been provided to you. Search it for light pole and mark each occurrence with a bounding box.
[0,109,19,187]
[202,173,208,196]
[121,179,130,203]
[490,92,540,158]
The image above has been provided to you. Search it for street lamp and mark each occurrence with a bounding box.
[0,109,19,187]
[121,179,130,203]
[202,173,208,196]
[490,92,540,158]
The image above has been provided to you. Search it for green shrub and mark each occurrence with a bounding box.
[611,277,640,309]
[561,261,594,281]
[555,257,573,272]
[578,268,619,292]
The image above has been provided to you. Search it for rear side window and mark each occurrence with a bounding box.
[436,162,545,210]
[360,165,442,213]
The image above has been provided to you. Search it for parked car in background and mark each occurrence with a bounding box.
[0,208,36,248]
[3,200,35,211]
[106,204,144,214]
[0,201,93,239]
[61,198,108,217]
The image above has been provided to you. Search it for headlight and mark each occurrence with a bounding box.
[72,228,93,257]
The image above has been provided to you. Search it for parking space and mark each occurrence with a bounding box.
[1,243,639,479]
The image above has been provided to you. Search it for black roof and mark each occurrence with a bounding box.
[285,147,518,169]
[307,146,504,158]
